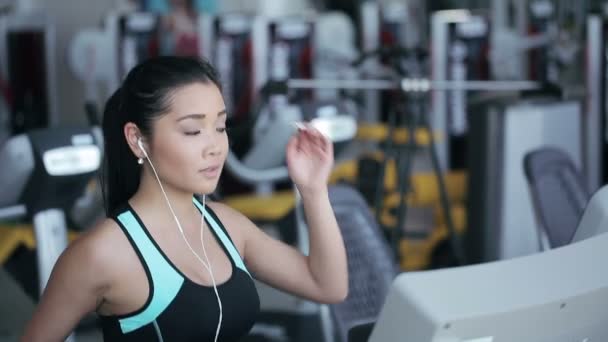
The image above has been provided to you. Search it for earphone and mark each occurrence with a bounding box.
[137,137,223,341]
[137,138,148,159]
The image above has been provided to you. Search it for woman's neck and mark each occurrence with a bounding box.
[130,169,199,224]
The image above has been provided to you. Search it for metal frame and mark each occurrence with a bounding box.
[0,204,25,219]
[32,209,69,293]
[105,10,165,91]
[359,1,381,124]
[285,78,539,92]
[358,0,428,124]
[198,12,214,61]
[431,10,473,172]
[585,15,603,192]
[251,15,269,99]
[104,11,126,93]
[491,0,529,80]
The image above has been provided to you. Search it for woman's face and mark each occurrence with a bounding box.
[147,82,228,195]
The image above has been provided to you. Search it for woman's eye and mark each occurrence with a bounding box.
[217,127,227,133]
[184,131,200,136]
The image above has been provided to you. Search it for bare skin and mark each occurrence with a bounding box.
[20,82,348,341]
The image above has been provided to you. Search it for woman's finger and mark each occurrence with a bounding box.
[318,129,330,152]
[305,126,323,147]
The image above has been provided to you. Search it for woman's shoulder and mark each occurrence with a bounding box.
[64,218,134,275]
[206,200,234,217]
[78,217,125,247]
[40,218,130,297]
[206,201,256,251]
[206,200,253,227]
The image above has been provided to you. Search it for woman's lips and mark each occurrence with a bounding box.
[200,165,220,178]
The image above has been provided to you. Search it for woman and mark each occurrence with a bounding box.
[21,56,348,341]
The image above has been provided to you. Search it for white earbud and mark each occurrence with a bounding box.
[137,137,148,159]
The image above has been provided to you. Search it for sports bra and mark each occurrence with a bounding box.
[99,197,260,341]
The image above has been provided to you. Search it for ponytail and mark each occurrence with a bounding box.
[100,87,141,216]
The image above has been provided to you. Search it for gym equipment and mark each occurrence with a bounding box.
[0,268,35,339]
[285,77,540,91]
[0,73,9,145]
[0,9,59,135]
[572,184,608,243]
[219,11,361,197]
[585,14,606,192]
[432,3,585,172]
[0,125,102,342]
[252,14,316,182]
[491,0,556,82]
[0,126,102,293]
[267,15,315,100]
[523,147,589,250]
[467,98,582,262]
[114,11,163,79]
[313,11,358,102]
[431,9,490,171]
[490,0,586,95]
[90,9,202,92]
[359,0,428,123]
[327,184,398,342]
[328,152,468,271]
[209,13,258,123]
[367,231,608,342]
[275,73,543,265]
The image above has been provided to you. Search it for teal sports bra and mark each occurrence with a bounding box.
[99,197,260,341]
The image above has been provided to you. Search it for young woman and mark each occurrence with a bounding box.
[21,56,348,341]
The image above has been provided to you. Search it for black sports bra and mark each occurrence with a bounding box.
[99,197,260,341]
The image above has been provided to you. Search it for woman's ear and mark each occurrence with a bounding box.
[124,122,145,159]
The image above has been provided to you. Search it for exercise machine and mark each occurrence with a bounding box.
[368,230,608,342]
[467,98,583,262]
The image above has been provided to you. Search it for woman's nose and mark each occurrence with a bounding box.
[203,132,222,157]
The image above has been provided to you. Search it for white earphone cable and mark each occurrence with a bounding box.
[140,141,222,342]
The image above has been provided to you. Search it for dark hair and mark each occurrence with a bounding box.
[100,56,222,216]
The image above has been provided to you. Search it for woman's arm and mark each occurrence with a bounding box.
[287,125,348,301]
[214,198,348,304]
[218,125,348,303]
[299,186,348,302]
[20,226,111,341]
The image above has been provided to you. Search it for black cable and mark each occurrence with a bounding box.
[395,97,421,242]
[417,96,466,266]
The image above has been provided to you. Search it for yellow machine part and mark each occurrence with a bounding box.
[332,155,466,205]
[397,203,467,271]
[355,123,442,146]
[223,190,296,222]
[0,225,80,264]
